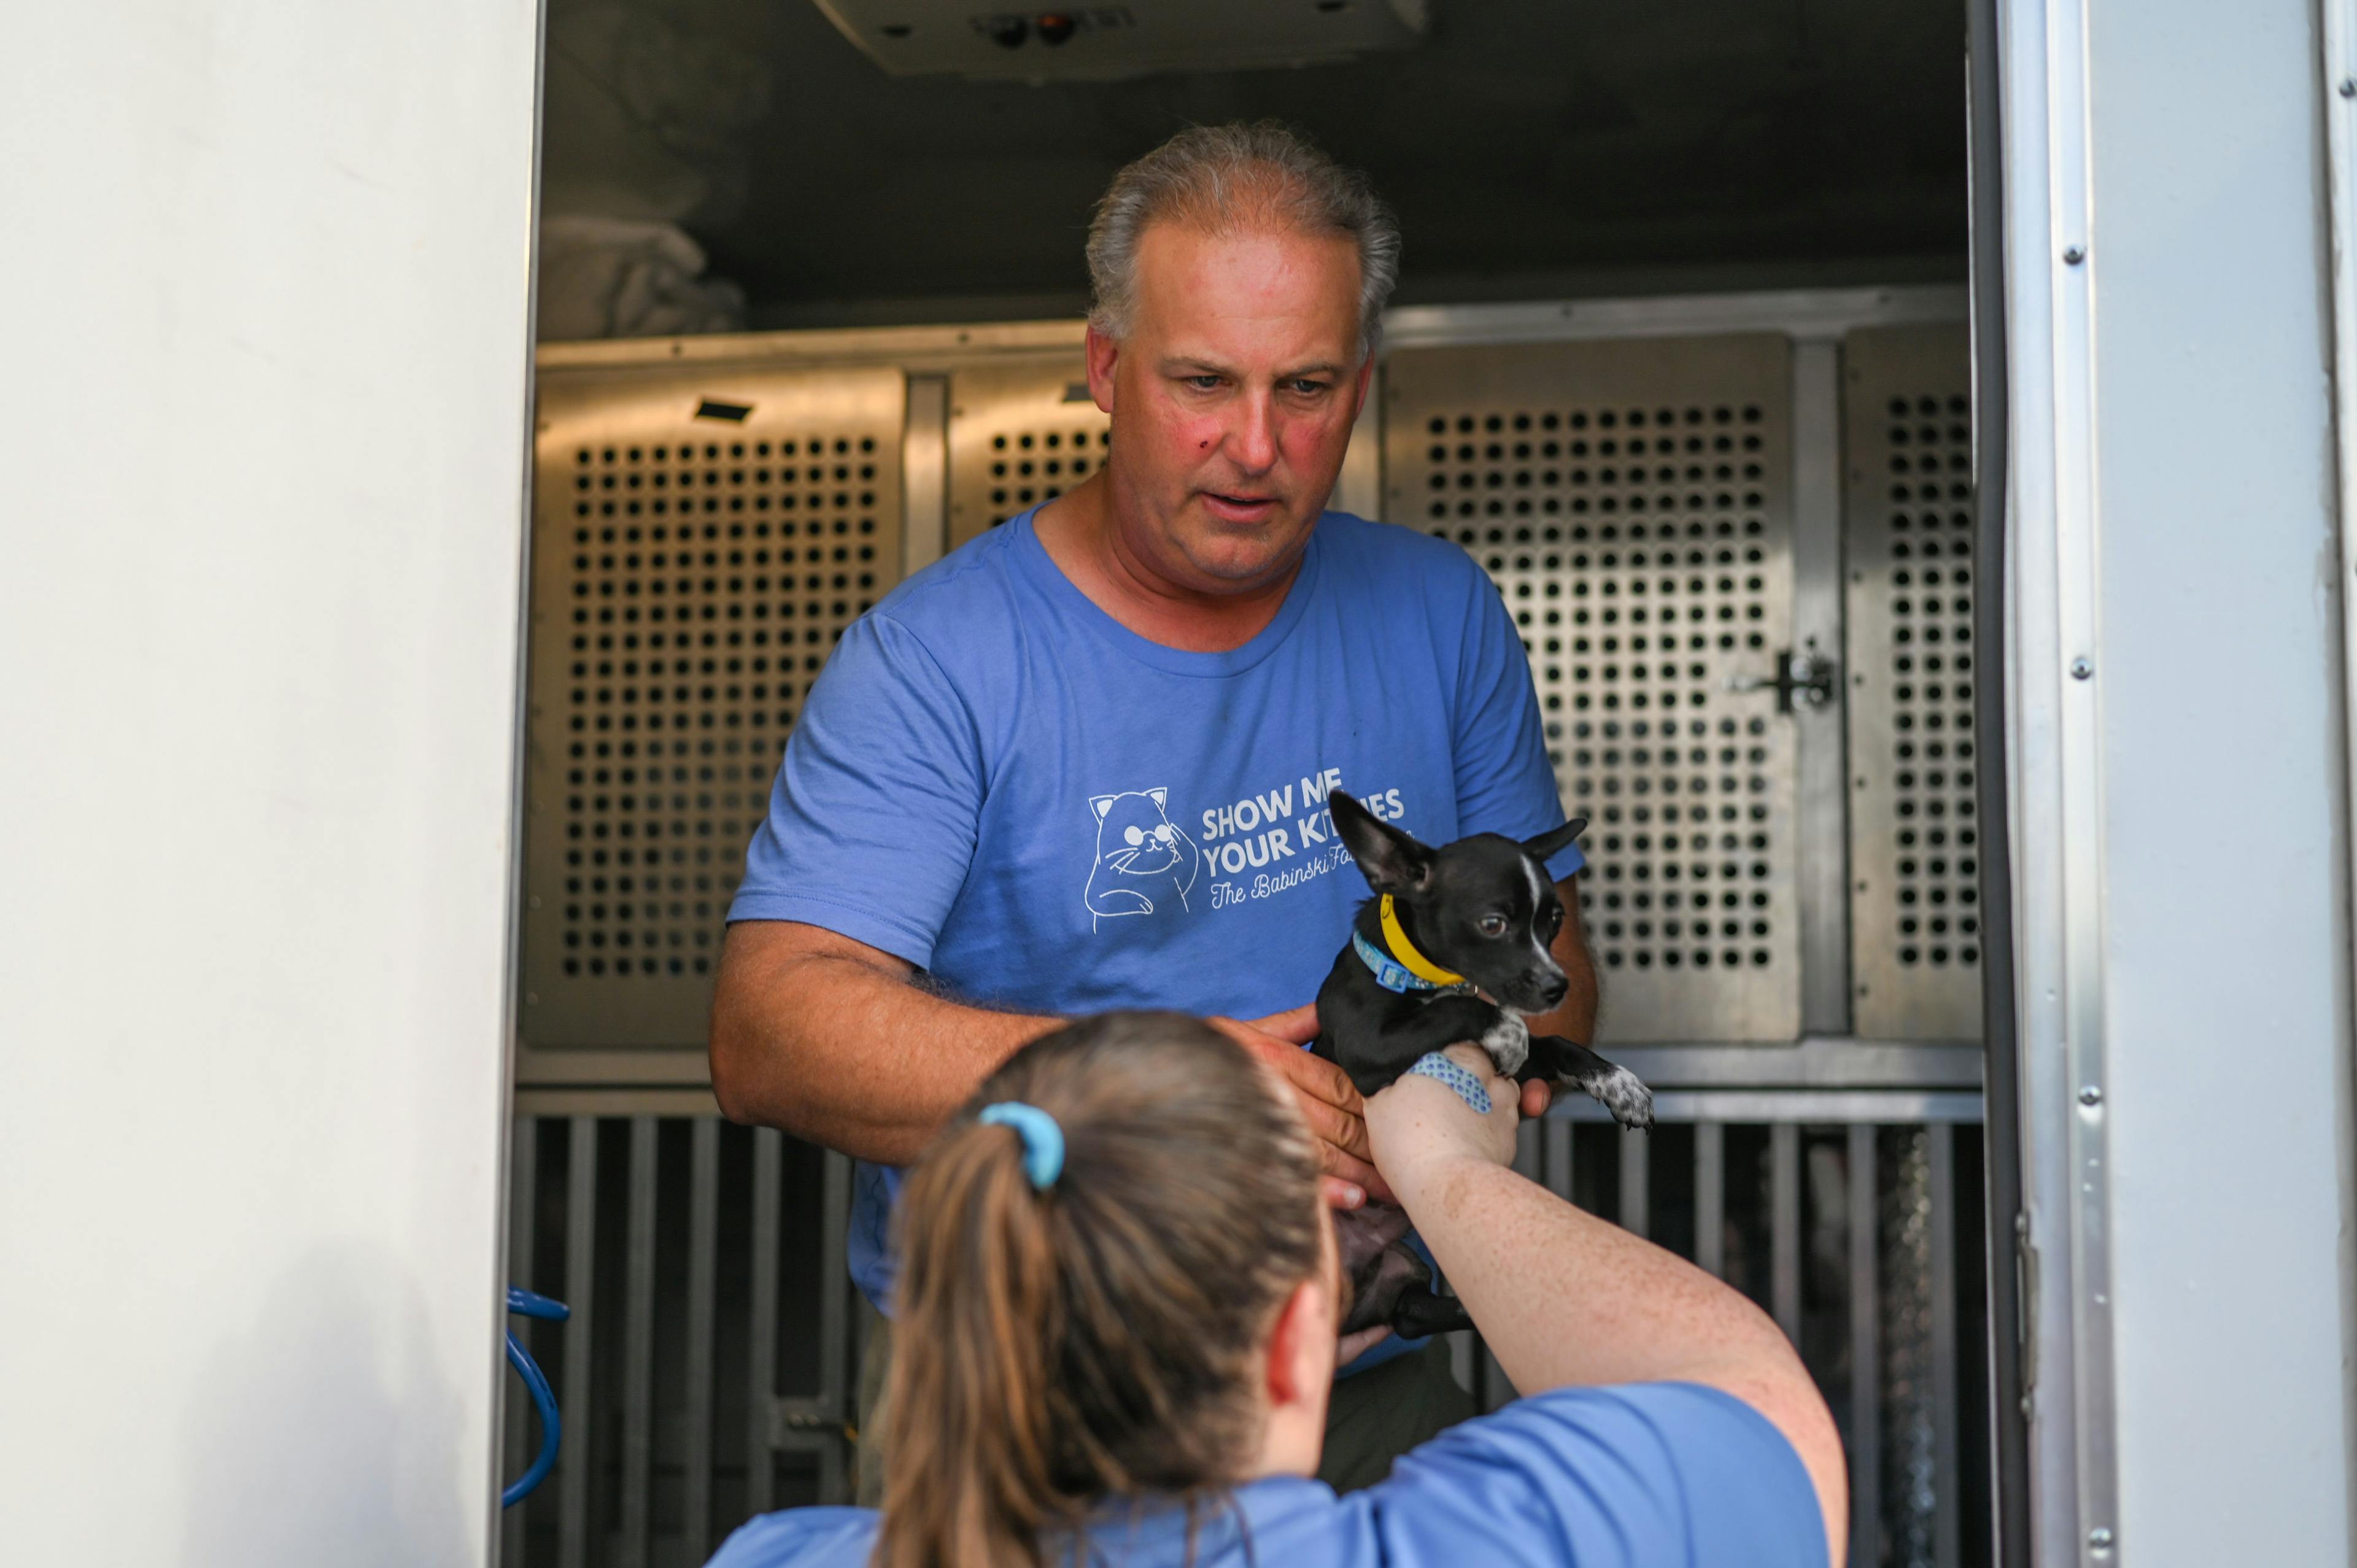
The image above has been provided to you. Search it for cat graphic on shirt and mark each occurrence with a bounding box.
[1084,789,1201,930]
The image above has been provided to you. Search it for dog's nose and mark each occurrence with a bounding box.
[1537,975,1568,1009]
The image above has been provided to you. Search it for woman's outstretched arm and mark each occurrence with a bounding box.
[1367,1045,1848,1566]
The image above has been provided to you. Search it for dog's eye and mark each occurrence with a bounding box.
[1477,914,1508,937]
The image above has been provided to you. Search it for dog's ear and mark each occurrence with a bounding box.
[1329,789,1436,895]
[1522,817,1589,866]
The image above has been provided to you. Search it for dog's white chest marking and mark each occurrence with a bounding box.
[1479,1007,1531,1077]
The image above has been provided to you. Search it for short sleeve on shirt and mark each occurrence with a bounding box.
[705,1506,875,1568]
[1444,562,1586,883]
[1365,1381,1827,1568]
[728,612,983,970]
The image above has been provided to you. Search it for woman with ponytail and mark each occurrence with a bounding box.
[708,1012,1846,1567]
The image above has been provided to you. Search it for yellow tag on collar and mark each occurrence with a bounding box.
[1379,895,1465,987]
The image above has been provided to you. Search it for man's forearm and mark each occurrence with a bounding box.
[708,924,1060,1164]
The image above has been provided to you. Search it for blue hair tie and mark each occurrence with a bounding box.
[978,1102,1065,1190]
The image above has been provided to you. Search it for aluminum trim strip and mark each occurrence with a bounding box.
[1556,1089,1986,1124]
[902,374,950,579]
[1790,339,1852,1035]
[2039,0,2121,1553]
[1999,1,2089,1554]
[1382,288,1970,351]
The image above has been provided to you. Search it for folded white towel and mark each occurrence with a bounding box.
[536,215,745,341]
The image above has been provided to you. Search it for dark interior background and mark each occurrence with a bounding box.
[541,0,1968,328]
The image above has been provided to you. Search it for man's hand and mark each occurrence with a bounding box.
[1208,1004,1393,1205]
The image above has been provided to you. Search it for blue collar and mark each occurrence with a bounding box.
[1354,927,1442,994]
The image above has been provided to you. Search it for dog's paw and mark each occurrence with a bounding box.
[1590,1064,1655,1131]
[1478,1011,1530,1077]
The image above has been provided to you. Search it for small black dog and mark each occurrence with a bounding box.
[1314,789,1655,1340]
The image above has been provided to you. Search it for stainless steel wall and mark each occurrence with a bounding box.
[509,288,1993,1566]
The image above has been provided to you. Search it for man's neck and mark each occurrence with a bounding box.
[1032,476,1306,654]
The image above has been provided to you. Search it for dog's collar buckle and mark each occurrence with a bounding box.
[1353,927,1434,994]
[1353,922,1474,998]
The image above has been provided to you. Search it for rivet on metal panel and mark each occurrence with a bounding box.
[2062,245,2086,265]
[2340,78,2356,98]
[2070,656,2094,679]
[2088,1525,2115,1550]
[2078,1084,2102,1106]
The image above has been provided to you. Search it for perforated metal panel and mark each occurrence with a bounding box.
[1384,335,1801,1043]
[522,363,907,1048]
[947,356,1110,548]
[1843,325,1981,1040]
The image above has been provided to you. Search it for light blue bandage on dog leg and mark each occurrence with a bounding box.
[1404,1052,1493,1115]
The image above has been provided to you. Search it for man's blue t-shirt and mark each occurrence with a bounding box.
[729,508,1582,1319]
[703,1383,1827,1568]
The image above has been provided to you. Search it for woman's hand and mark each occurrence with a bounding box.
[1363,1043,1521,1186]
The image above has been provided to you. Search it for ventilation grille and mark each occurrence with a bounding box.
[1384,335,1801,1043]
[522,365,907,1049]
[1844,326,1982,1040]
[948,358,1110,548]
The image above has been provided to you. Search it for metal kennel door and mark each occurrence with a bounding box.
[1843,325,1983,1040]
[521,361,907,1053]
[1382,334,1803,1042]
[945,355,1109,550]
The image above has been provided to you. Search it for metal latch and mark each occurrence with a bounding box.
[1726,648,1836,712]
[2016,1211,2037,1418]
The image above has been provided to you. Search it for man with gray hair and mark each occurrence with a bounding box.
[711,122,1599,1491]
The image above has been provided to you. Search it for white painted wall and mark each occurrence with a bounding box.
[2005,0,2357,1561]
[0,5,541,1563]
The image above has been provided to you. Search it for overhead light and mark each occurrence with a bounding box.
[810,1,1427,82]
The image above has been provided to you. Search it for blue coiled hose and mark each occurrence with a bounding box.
[503,1287,570,1508]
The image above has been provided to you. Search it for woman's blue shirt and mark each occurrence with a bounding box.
[705,1382,1825,1568]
